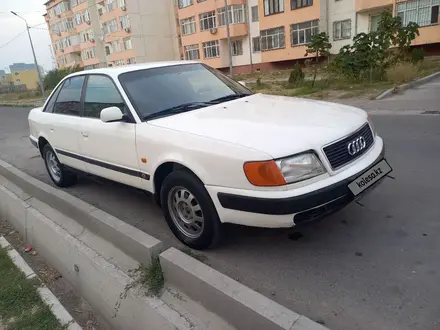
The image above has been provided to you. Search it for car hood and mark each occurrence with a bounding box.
[148,94,368,158]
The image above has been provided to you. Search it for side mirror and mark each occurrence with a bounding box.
[238,81,247,87]
[100,106,124,123]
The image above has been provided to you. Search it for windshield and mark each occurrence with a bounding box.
[118,63,252,120]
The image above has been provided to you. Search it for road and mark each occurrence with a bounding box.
[1,79,439,330]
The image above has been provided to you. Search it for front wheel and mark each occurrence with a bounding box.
[43,144,77,187]
[160,170,222,250]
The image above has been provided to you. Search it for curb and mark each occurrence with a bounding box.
[0,159,329,330]
[0,236,82,330]
[376,71,440,100]
[0,102,43,108]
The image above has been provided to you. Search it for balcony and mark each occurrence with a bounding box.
[215,23,248,39]
[356,0,394,12]
[63,44,81,54]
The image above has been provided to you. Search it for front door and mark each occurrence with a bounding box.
[78,74,142,189]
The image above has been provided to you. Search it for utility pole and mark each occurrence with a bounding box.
[246,0,253,73]
[10,11,46,98]
[224,0,233,78]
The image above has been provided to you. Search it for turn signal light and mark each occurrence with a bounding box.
[243,160,286,186]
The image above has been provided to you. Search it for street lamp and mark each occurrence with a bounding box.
[10,11,46,98]
[224,0,233,78]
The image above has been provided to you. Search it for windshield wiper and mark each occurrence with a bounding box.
[143,102,210,120]
[207,93,250,105]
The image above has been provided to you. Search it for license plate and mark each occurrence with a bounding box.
[348,159,392,196]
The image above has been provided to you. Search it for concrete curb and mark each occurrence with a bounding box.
[160,248,328,330]
[376,71,440,100]
[0,236,82,330]
[0,159,329,330]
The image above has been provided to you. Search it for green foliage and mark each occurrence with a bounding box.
[43,66,82,90]
[305,32,331,87]
[386,62,420,85]
[331,11,419,82]
[139,257,164,296]
[411,48,425,63]
[288,63,305,87]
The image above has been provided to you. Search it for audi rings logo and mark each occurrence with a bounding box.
[347,136,366,156]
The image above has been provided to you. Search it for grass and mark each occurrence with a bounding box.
[241,56,440,100]
[0,247,62,330]
[138,257,164,296]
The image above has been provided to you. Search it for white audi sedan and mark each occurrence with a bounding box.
[28,62,392,249]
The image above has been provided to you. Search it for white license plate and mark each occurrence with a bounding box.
[348,159,392,196]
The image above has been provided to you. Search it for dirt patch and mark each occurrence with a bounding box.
[0,219,110,330]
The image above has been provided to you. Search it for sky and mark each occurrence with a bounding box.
[0,0,54,73]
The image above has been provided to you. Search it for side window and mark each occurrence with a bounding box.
[53,76,85,116]
[43,85,62,113]
[84,75,125,119]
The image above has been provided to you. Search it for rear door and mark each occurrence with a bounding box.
[78,74,142,188]
[45,75,86,171]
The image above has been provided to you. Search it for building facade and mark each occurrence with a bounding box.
[176,0,440,72]
[8,63,45,90]
[45,0,181,70]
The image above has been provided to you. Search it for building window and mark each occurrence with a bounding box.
[218,4,246,26]
[114,59,125,66]
[252,36,261,52]
[260,26,285,50]
[397,0,439,27]
[203,40,220,58]
[84,9,90,22]
[111,40,122,53]
[231,40,243,56]
[123,37,132,50]
[75,13,82,25]
[117,0,126,8]
[291,0,313,10]
[291,19,319,46]
[200,11,216,31]
[185,44,200,60]
[181,16,196,35]
[251,6,259,22]
[178,0,193,9]
[103,19,118,35]
[333,20,351,40]
[127,57,136,64]
[120,15,131,29]
[197,0,206,2]
[81,47,96,60]
[106,0,115,11]
[370,14,381,32]
[263,0,284,16]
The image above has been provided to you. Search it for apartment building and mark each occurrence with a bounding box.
[176,0,440,72]
[45,0,181,70]
[9,63,45,90]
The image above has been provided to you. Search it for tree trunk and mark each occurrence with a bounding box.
[312,54,318,88]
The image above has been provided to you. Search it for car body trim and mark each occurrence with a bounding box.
[29,136,38,149]
[54,148,150,180]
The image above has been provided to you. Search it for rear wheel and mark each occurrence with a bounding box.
[160,170,222,249]
[43,144,77,187]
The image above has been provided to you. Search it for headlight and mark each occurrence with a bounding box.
[275,153,325,184]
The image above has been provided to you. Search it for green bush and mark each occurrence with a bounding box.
[288,63,305,87]
[411,48,425,63]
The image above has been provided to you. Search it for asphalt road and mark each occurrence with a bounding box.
[1,80,439,330]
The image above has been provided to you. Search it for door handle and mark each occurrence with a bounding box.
[81,132,88,138]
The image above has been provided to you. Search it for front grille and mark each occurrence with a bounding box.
[323,123,374,170]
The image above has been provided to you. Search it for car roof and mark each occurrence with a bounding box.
[67,61,199,79]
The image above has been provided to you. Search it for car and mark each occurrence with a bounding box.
[28,61,392,249]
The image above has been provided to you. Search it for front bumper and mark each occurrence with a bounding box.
[206,137,387,228]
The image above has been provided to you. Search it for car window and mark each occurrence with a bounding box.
[43,85,62,113]
[53,76,85,116]
[118,63,252,120]
[84,75,126,119]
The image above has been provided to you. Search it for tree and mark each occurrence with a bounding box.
[305,32,332,87]
[43,65,82,90]
[332,11,419,82]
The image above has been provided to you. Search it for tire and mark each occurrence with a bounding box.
[42,144,77,188]
[160,170,223,250]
